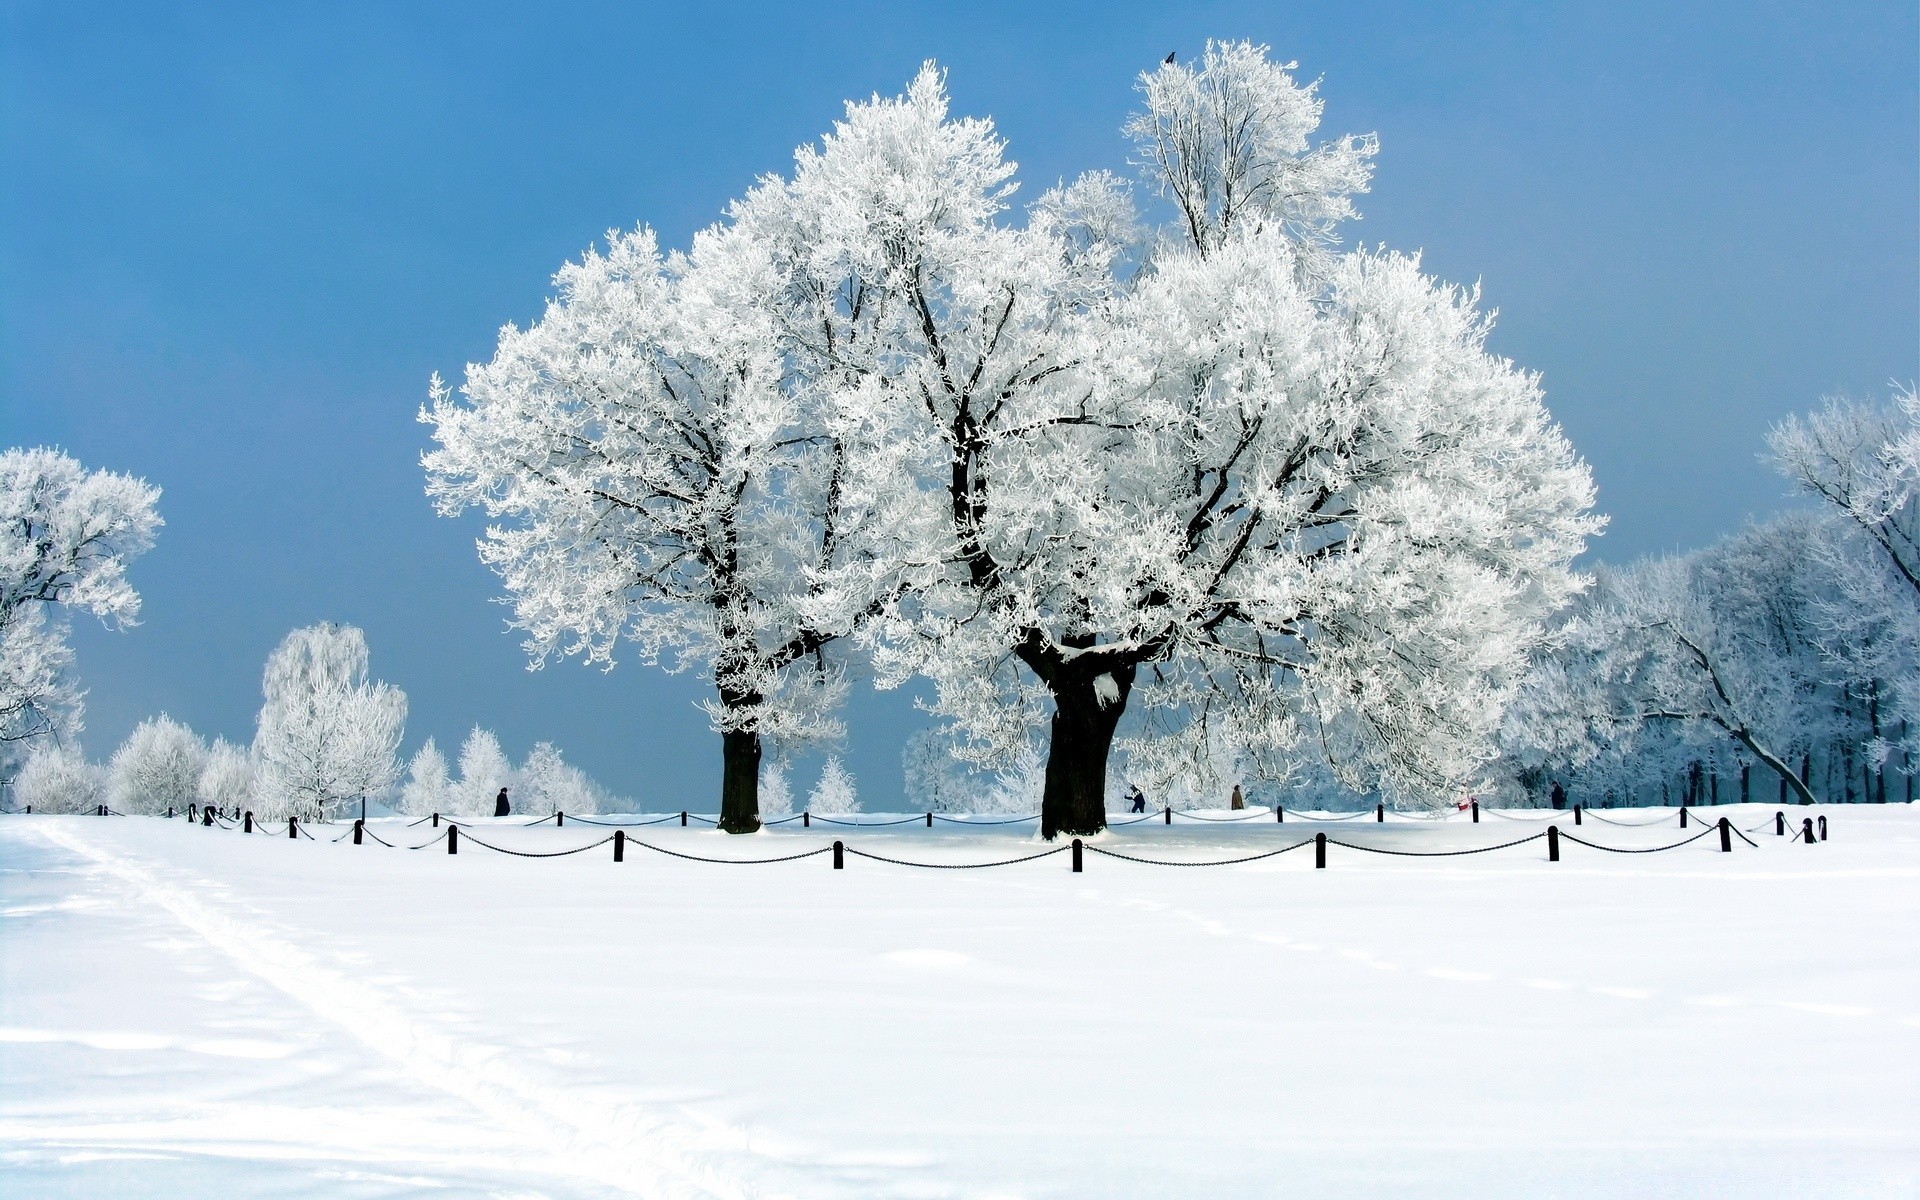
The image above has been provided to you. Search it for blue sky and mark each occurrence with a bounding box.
[4,1,1915,807]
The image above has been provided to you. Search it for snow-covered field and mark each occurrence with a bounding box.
[3,804,1916,1198]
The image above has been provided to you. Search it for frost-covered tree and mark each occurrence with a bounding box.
[902,729,972,813]
[808,755,858,814]
[516,740,606,815]
[1769,388,1920,731]
[253,624,407,821]
[759,759,794,818]
[1508,521,1836,805]
[452,727,512,816]
[423,215,879,833]
[0,448,162,775]
[109,714,206,815]
[199,738,257,814]
[398,738,452,817]
[749,53,1596,835]
[15,741,106,813]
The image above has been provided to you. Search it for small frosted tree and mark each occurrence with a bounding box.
[109,715,206,814]
[199,738,257,814]
[0,448,162,776]
[759,760,794,818]
[454,727,512,815]
[517,740,605,815]
[254,624,407,821]
[15,742,107,813]
[398,738,452,817]
[808,755,859,814]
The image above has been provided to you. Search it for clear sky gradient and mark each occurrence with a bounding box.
[5,1,1916,807]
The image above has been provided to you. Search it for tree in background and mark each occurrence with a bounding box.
[0,448,161,777]
[516,740,606,815]
[199,738,257,814]
[452,727,511,816]
[108,714,206,815]
[1770,388,1920,735]
[398,738,451,817]
[808,755,858,814]
[1503,518,1840,806]
[253,623,406,821]
[14,741,106,813]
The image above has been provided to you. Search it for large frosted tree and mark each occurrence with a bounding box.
[424,219,876,832]
[745,47,1597,835]
[0,447,162,775]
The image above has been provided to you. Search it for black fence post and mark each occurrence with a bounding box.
[1315,832,1327,869]
[289,817,298,839]
[1471,800,1480,823]
[353,818,362,845]
[167,806,174,819]
[1574,804,1583,826]
[448,824,459,854]
[1817,815,1827,842]
[614,829,625,862]
[243,811,253,833]
[1164,805,1172,825]
[1801,818,1815,844]
[1276,806,1284,823]
[1548,825,1560,861]
[1376,803,1385,823]
[832,839,844,869]
[188,803,198,822]
[1679,806,1689,829]
[1718,817,1731,852]
[202,807,213,826]
[1776,811,1786,836]
[1071,838,1083,873]
[557,811,565,827]
[680,810,688,827]
[432,812,439,828]
[926,812,933,827]
[803,811,811,828]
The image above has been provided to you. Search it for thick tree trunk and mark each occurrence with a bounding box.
[718,726,762,834]
[1039,677,1128,840]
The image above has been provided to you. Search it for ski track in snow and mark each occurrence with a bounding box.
[31,821,780,1200]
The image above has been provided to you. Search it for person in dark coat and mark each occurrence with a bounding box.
[494,787,510,817]
[1127,784,1147,814]
[1549,780,1567,810]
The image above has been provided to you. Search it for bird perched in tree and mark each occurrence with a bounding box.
[1164,51,1176,64]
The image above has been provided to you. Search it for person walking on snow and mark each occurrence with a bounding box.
[1549,780,1567,810]
[494,787,510,817]
[1230,784,1245,810]
[1127,784,1147,814]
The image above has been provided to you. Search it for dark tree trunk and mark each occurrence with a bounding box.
[718,726,762,834]
[1038,675,1129,840]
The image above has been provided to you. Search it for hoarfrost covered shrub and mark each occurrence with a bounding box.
[398,738,452,817]
[0,448,161,776]
[759,761,794,818]
[516,740,605,815]
[254,623,407,821]
[109,714,206,814]
[15,742,106,813]
[199,738,256,813]
[808,756,858,814]
[454,727,512,816]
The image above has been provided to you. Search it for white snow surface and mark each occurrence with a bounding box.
[2,804,1916,1198]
